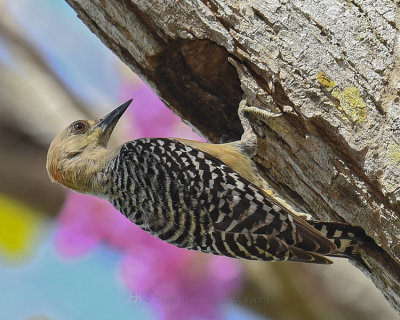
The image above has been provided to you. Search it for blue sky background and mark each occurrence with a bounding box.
[8,0,122,107]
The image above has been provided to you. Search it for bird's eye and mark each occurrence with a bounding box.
[71,121,89,134]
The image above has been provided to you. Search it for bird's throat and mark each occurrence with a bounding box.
[52,147,120,194]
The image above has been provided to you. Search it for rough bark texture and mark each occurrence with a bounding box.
[65,0,400,312]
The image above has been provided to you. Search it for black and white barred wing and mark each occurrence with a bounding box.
[189,154,337,264]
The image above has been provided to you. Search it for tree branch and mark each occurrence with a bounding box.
[65,0,400,312]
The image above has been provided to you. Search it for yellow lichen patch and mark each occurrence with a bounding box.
[317,72,336,90]
[332,86,367,124]
[317,72,367,124]
[388,144,400,164]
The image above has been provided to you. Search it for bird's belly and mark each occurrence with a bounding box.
[108,188,210,249]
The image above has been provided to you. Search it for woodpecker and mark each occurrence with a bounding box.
[47,100,372,270]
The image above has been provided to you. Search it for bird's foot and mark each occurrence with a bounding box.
[238,100,282,145]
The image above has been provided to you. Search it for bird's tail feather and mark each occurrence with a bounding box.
[308,220,373,271]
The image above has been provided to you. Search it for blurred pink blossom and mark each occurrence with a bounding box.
[55,81,243,319]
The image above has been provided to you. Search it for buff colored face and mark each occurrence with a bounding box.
[46,100,132,192]
[46,119,103,183]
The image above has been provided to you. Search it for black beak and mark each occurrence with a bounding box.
[96,99,132,144]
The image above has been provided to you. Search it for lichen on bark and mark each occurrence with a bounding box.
[65,0,400,313]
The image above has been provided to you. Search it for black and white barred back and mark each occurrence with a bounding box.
[101,138,370,267]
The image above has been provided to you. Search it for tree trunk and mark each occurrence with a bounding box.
[65,0,400,312]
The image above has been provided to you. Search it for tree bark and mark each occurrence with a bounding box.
[65,0,400,312]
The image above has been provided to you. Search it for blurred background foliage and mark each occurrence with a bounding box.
[0,1,398,319]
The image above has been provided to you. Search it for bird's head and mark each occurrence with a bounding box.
[46,100,132,193]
